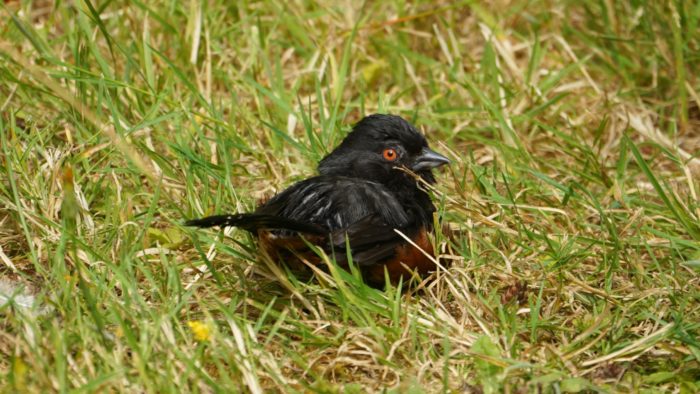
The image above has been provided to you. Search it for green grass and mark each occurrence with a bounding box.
[1,0,699,392]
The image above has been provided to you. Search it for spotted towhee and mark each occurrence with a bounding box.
[186,114,450,287]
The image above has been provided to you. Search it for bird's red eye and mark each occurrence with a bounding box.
[382,148,398,162]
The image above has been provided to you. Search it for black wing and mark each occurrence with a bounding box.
[187,175,424,266]
[259,176,424,265]
[255,176,410,231]
[328,214,421,266]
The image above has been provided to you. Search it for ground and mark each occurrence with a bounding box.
[1,0,699,392]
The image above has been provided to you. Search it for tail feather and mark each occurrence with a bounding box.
[185,213,325,235]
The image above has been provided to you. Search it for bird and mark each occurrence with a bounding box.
[186,114,450,288]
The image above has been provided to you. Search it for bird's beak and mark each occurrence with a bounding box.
[411,147,450,171]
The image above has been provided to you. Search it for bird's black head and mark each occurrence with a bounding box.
[318,114,449,186]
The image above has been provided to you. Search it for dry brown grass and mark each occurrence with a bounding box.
[1,0,699,392]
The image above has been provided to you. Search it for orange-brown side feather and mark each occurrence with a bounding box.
[364,227,435,285]
[257,229,327,273]
[258,226,437,287]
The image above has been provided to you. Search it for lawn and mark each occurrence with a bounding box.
[1,0,699,392]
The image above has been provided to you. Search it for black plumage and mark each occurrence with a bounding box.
[186,114,450,286]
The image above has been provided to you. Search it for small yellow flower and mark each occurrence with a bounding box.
[187,320,211,342]
[12,357,28,390]
[193,113,206,125]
